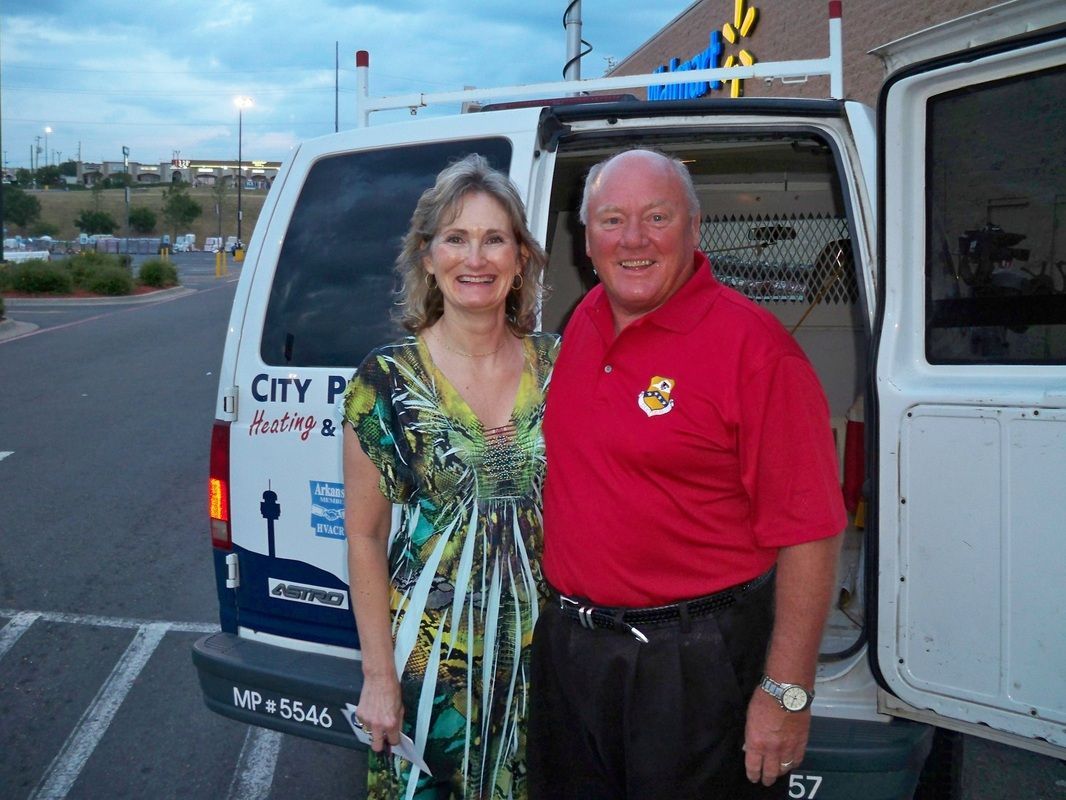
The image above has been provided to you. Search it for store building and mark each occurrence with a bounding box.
[609,0,1001,105]
[75,158,281,189]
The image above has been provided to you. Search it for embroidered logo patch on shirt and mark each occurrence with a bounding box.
[638,376,676,417]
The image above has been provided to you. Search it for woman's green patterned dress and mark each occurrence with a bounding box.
[342,332,559,800]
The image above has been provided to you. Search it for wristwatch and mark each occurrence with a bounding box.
[759,675,814,712]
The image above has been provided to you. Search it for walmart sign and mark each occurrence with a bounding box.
[648,31,726,101]
[649,2,760,100]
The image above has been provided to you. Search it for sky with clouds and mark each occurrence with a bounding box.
[1,0,690,170]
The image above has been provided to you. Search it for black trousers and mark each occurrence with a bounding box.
[528,575,786,800]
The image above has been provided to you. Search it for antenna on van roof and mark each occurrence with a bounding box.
[354,2,843,127]
[563,1,591,83]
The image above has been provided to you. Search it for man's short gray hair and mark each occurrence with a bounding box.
[578,148,701,225]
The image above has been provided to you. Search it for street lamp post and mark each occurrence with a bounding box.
[234,96,254,256]
[44,127,52,168]
[122,146,131,240]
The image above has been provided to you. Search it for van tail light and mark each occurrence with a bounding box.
[209,421,232,549]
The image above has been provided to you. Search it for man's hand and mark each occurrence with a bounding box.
[743,686,811,785]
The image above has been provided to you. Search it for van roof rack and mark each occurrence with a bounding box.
[355,2,843,127]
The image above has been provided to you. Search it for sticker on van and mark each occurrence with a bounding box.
[310,481,345,540]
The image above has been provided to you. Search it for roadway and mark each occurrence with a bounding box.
[1,254,367,799]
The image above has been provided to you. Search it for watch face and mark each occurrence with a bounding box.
[781,685,809,711]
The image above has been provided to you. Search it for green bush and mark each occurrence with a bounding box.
[85,266,133,296]
[0,263,11,292]
[138,259,179,288]
[64,251,122,287]
[0,294,5,319]
[129,206,157,234]
[29,221,60,237]
[11,262,74,294]
[74,209,118,235]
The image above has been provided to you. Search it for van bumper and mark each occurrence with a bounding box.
[193,633,934,795]
[798,715,935,799]
[191,631,366,749]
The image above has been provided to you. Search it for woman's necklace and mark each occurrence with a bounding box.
[431,326,508,358]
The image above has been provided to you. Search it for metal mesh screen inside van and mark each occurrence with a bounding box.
[701,213,857,304]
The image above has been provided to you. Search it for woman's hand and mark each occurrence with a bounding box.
[356,672,404,753]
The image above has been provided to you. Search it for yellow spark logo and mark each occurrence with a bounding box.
[721,0,759,98]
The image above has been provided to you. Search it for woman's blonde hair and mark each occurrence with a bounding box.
[395,153,546,334]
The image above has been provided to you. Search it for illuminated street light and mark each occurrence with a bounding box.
[234,96,254,254]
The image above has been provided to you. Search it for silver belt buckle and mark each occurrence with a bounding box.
[560,595,597,631]
[560,594,648,643]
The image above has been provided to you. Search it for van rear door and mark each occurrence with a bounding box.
[872,5,1066,754]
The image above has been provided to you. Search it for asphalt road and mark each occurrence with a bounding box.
[0,254,367,799]
[0,253,1063,799]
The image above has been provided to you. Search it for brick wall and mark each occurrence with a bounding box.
[612,0,999,105]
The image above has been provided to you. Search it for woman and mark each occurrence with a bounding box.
[341,153,557,800]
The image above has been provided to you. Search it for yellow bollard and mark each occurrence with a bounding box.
[215,250,223,278]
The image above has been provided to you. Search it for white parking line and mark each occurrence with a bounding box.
[0,611,41,660]
[0,607,217,634]
[0,451,14,462]
[29,622,170,800]
[2,609,223,797]
[226,727,284,800]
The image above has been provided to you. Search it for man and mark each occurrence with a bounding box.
[529,149,845,799]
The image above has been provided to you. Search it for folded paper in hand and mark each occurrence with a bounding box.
[342,703,432,775]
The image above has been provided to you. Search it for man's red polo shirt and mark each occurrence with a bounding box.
[542,252,846,606]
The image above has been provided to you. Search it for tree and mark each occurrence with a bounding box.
[75,209,119,235]
[58,160,78,178]
[128,206,157,234]
[14,168,34,188]
[90,181,105,211]
[162,181,202,236]
[36,165,62,187]
[2,185,42,229]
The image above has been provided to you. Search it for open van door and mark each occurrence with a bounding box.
[872,0,1066,756]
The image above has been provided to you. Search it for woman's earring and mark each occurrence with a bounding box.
[511,273,524,291]
[425,273,438,290]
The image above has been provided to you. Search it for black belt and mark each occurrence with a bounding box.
[552,568,774,643]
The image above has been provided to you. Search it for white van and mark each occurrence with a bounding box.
[193,3,1066,796]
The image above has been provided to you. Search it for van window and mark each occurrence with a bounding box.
[925,66,1066,364]
[261,138,513,367]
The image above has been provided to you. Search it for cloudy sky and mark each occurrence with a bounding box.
[2,0,689,170]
